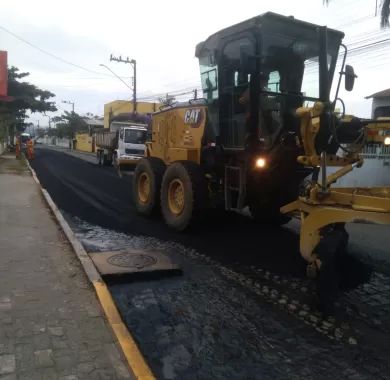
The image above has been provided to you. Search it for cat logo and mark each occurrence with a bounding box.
[184,108,202,126]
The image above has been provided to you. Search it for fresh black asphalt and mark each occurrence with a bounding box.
[31,146,307,277]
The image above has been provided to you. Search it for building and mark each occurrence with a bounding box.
[333,89,390,187]
[365,89,390,119]
[84,117,104,134]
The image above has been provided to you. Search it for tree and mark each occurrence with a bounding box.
[51,111,88,139]
[0,66,57,140]
[324,0,390,28]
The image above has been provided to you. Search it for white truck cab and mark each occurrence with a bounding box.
[95,121,148,167]
[115,123,147,165]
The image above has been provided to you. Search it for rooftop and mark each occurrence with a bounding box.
[365,89,390,99]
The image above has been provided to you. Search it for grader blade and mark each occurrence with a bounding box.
[282,187,390,309]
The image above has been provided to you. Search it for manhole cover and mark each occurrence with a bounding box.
[89,249,181,277]
[107,253,157,269]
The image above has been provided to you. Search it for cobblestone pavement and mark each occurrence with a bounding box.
[72,218,390,380]
[0,156,133,380]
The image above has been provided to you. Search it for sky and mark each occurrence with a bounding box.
[1,0,389,127]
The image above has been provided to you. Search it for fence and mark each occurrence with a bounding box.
[361,145,390,159]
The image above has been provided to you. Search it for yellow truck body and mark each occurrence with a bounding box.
[103,101,160,129]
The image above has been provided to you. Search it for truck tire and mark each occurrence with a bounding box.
[134,158,166,216]
[103,154,112,166]
[160,161,208,231]
[96,151,102,166]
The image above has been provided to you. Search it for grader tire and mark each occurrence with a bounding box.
[134,158,166,216]
[96,151,102,166]
[103,154,112,166]
[161,161,208,231]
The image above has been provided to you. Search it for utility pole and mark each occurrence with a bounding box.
[62,100,75,113]
[110,54,137,113]
[45,115,51,130]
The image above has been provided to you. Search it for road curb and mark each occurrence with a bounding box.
[26,159,155,380]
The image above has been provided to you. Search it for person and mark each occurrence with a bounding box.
[238,71,270,146]
[239,71,270,106]
[26,137,34,160]
[15,136,21,159]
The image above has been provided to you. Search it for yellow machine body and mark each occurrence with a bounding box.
[282,102,390,267]
[146,104,207,165]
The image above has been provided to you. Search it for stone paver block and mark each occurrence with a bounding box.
[49,327,64,337]
[52,338,69,349]
[32,334,51,350]
[85,305,101,318]
[77,362,95,375]
[0,374,17,380]
[34,349,55,368]
[38,368,58,380]
[33,325,46,334]
[0,344,14,355]
[105,343,132,379]
[0,354,16,375]
[54,355,75,371]
[0,302,12,311]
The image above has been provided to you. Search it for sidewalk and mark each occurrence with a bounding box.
[0,155,133,380]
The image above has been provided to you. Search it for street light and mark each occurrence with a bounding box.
[62,100,75,113]
[99,64,133,91]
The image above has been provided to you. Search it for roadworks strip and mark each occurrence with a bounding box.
[26,160,155,380]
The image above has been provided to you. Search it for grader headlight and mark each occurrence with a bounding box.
[255,157,267,169]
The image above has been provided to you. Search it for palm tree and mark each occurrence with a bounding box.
[324,0,390,28]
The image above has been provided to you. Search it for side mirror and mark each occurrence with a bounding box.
[344,65,357,92]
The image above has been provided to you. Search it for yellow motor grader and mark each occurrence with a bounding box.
[134,12,390,307]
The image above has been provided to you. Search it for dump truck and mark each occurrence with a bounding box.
[95,113,148,167]
[133,12,390,308]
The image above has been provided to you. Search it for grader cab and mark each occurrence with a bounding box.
[134,12,390,308]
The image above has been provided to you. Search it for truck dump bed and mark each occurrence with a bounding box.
[95,130,117,150]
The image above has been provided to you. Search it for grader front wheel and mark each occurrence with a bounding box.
[133,158,166,216]
[167,179,186,216]
[161,161,208,231]
[313,224,349,313]
[138,172,151,204]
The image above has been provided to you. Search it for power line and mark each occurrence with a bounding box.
[0,24,128,79]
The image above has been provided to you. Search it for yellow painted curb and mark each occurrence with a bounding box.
[26,158,156,380]
[94,281,155,380]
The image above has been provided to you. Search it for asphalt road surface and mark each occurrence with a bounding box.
[31,146,390,380]
[31,146,309,276]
